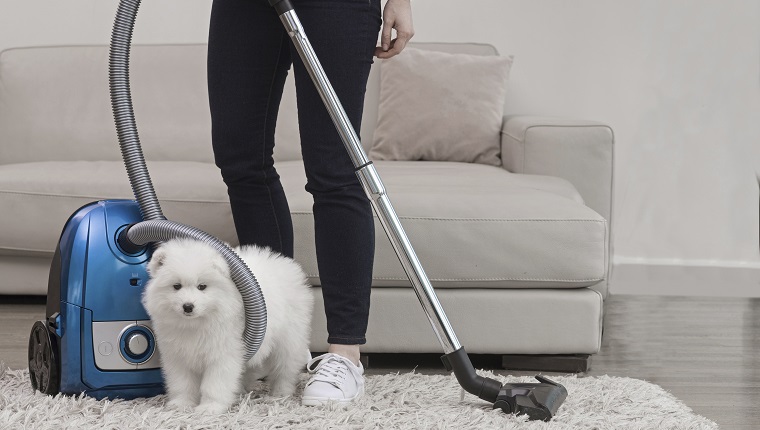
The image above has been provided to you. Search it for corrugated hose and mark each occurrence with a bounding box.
[108,0,266,361]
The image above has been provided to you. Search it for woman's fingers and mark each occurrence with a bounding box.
[375,0,414,59]
[374,37,409,59]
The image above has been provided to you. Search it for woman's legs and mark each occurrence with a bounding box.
[209,0,381,363]
[208,0,295,258]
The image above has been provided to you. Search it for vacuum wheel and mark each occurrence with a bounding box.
[28,320,60,395]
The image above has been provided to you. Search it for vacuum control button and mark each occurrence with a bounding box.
[126,333,148,356]
[98,341,113,356]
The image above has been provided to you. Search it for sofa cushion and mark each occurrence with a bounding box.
[310,287,603,354]
[0,161,238,253]
[0,45,215,165]
[280,161,607,288]
[0,43,504,166]
[276,42,503,161]
[370,48,512,166]
[0,160,606,288]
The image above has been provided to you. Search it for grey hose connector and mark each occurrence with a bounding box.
[109,0,266,361]
[125,221,266,361]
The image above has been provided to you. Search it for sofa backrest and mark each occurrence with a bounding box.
[0,45,214,165]
[0,42,497,165]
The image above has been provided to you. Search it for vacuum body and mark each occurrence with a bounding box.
[29,200,164,399]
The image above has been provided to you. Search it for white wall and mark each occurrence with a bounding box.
[2,0,759,295]
[411,1,760,296]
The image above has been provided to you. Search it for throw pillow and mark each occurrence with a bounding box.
[370,47,513,166]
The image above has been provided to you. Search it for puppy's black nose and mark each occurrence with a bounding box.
[183,303,194,313]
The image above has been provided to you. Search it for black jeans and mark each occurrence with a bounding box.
[208,0,381,345]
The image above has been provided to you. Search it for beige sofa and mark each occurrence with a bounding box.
[0,43,613,369]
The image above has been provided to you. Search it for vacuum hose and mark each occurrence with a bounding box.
[109,0,266,362]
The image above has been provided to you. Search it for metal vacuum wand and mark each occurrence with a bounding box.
[268,0,568,421]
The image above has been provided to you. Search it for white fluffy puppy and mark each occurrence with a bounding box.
[142,238,313,414]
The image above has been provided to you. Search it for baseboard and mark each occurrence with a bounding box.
[610,259,760,297]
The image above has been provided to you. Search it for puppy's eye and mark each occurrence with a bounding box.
[198,284,207,291]
[173,283,182,290]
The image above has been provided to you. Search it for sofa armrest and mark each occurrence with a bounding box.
[500,115,614,223]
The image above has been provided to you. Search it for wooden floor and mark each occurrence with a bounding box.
[2,294,757,428]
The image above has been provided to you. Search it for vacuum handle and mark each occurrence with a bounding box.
[269,0,294,14]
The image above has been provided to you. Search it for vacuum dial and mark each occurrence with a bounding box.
[126,332,149,357]
[117,324,156,365]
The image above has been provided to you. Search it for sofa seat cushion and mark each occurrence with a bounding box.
[0,161,238,253]
[276,160,608,289]
[0,160,606,289]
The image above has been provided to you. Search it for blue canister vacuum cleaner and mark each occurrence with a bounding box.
[27,0,268,401]
[28,0,567,420]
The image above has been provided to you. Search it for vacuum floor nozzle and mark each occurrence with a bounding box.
[442,347,567,421]
[493,375,568,421]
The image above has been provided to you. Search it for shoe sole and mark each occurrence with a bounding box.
[301,385,364,407]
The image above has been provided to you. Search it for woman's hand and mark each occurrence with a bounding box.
[374,0,414,59]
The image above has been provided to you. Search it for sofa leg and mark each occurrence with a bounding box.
[501,354,591,373]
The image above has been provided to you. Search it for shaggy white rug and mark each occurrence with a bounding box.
[0,365,718,429]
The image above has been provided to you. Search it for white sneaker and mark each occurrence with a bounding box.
[301,353,365,406]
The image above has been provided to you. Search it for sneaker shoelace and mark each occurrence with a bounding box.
[307,354,361,390]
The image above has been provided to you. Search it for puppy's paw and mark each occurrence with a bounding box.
[195,401,230,414]
[269,382,296,398]
[167,397,196,410]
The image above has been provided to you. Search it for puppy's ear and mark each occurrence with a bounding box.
[147,248,166,275]
[212,256,231,278]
